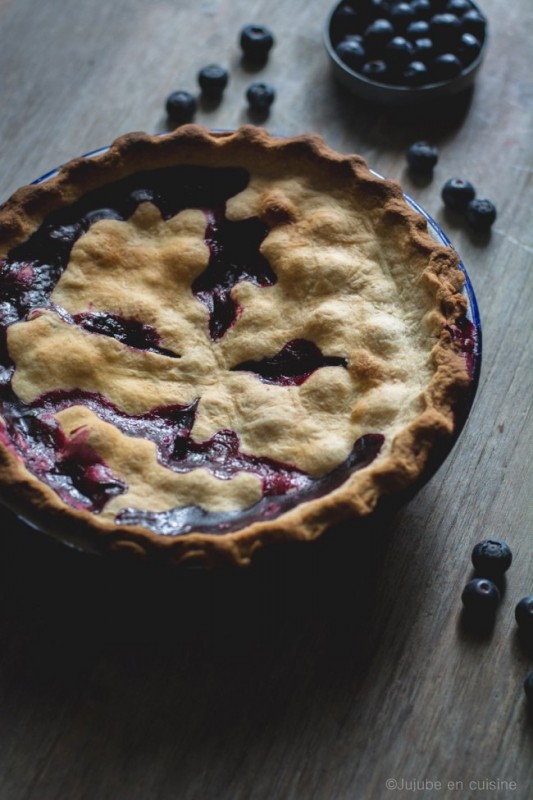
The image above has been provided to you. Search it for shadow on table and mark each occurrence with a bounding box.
[1,502,401,657]
[323,79,476,153]
[0,504,419,791]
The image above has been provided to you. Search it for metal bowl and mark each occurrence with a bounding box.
[324,0,488,106]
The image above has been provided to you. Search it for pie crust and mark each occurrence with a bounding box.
[0,125,473,566]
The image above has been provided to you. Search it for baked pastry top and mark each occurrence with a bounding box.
[0,125,475,565]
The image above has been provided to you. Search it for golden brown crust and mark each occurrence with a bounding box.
[0,125,470,566]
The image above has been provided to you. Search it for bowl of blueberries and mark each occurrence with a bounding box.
[324,0,488,105]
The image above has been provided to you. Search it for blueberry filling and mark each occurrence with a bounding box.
[192,209,274,340]
[0,164,386,534]
[0,383,128,512]
[165,91,197,125]
[116,433,385,535]
[0,379,385,533]
[232,338,348,386]
[71,311,180,357]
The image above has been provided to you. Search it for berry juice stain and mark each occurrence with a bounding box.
[446,316,479,378]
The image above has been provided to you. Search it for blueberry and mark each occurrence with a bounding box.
[385,36,415,68]
[369,0,392,17]
[461,9,486,39]
[406,20,430,40]
[458,32,482,64]
[344,33,364,46]
[83,208,123,227]
[429,13,462,47]
[442,178,476,212]
[130,188,158,206]
[465,198,497,231]
[165,90,197,124]
[461,578,501,615]
[406,141,439,171]
[433,52,463,81]
[410,0,432,19]
[246,81,276,110]
[364,18,395,54]
[446,0,472,13]
[403,60,429,85]
[515,596,533,638]
[197,64,229,97]
[45,222,83,246]
[336,38,367,71]
[240,24,275,62]
[525,672,533,705]
[361,59,388,80]
[413,37,435,62]
[471,539,512,576]
[389,2,416,31]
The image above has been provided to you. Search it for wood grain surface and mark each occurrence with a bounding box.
[0,1,532,799]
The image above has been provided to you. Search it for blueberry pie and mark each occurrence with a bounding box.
[0,126,475,565]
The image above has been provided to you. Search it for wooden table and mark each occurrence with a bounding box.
[0,1,531,798]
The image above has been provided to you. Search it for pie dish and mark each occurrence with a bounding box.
[0,125,477,566]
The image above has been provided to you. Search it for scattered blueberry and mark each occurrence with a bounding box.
[336,38,367,71]
[446,0,472,14]
[246,81,276,111]
[471,540,513,577]
[461,578,501,615]
[410,0,432,19]
[515,596,533,638]
[406,141,439,172]
[198,64,229,97]
[240,24,275,61]
[466,198,497,231]
[389,2,416,31]
[442,177,476,212]
[429,13,462,47]
[165,90,197,124]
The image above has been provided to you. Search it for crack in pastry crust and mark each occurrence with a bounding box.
[0,125,471,566]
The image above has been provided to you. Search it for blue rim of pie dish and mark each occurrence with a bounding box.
[323,0,488,106]
[10,141,480,551]
[405,191,482,394]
